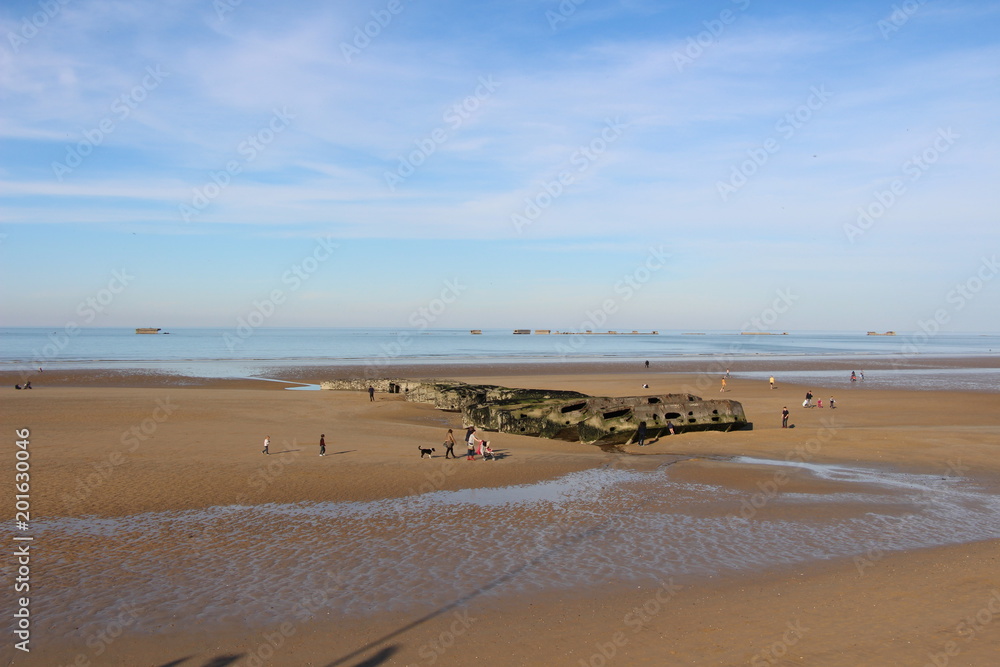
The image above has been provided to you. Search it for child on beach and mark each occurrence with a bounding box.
[262,435,270,455]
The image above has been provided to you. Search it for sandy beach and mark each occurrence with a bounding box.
[2,361,999,666]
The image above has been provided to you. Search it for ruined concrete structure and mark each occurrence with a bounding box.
[321,379,752,446]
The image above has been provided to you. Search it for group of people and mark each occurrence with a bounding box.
[14,381,32,390]
[455,427,495,461]
[800,391,836,409]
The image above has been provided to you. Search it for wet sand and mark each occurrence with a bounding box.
[2,363,999,665]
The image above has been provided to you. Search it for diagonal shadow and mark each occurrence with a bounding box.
[322,467,636,667]
[201,655,244,667]
[348,645,399,667]
[155,659,192,667]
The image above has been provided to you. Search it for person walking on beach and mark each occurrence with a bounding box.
[645,360,649,369]
[444,429,457,459]
[781,407,789,428]
[636,421,647,447]
[829,396,836,409]
[466,427,477,460]
[262,435,270,455]
[725,368,730,378]
[720,377,727,393]
[817,397,823,408]
[769,376,775,390]
[850,371,857,383]
[368,386,375,401]
[803,391,813,408]
[319,434,326,457]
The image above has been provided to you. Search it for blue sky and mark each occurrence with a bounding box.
[1,0,998,331]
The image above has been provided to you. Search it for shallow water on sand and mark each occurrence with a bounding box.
[23,459,1000,639]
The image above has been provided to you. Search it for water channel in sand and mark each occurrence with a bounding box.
[19,458,1000,639]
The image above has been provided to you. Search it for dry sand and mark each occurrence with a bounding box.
[2,363,999,666]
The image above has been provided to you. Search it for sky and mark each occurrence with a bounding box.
[1,0,998,332]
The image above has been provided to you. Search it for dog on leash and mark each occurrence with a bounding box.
[418,446,436,459]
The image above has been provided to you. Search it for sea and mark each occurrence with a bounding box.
[2,327,999,390]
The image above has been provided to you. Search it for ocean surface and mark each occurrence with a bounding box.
[2,327,999,390]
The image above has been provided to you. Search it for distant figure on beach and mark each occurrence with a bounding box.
[769,376,775,390]
[14,384,21,390]
[23,381,31,389]
[720,377,727,392]
[725,369,730,378]
[829,396,836,409]
[319,434,326,456]
[444,429,457,459]
[803,391,813,408]
[466,427,477,460]
[262,435,270,455]
[637,421,647,447]
[859,370,865,381]
[645,360,649,369]
[817,398,823,408]
[665,421,676,435]
[850,371,857,383]
[642,383,649,389]
[368,386,375,401]
[781,407,789,428]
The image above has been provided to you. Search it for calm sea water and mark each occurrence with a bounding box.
[2,328,999,387]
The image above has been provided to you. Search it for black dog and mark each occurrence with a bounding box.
[418,446,435,459]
